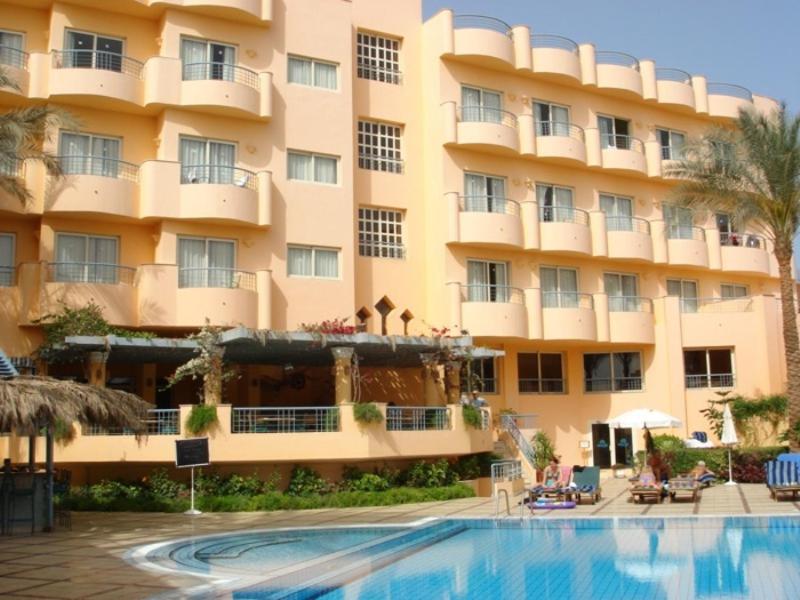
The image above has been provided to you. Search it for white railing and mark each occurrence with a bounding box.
[500,415,536,469]
[386,406,451,431]
[231,407,340,433]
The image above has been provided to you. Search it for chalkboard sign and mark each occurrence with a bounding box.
[175,438,209,468]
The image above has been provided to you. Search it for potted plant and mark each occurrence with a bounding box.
[353,402,383,426]
[531,431,556,482]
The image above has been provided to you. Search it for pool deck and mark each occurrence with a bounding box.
[1,478,799,599]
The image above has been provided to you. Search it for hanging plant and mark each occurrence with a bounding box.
[462,404,483,429]
[185,404,218,435]
[353,402,383,425]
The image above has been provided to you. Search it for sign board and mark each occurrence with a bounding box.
[579,440,591,449]
[175,438,209,468]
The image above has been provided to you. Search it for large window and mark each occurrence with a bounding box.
[684,349,734,389]
[584,352,643,392]
[181,37,235,81]
[0,30,24,69]
[598,115,631,149]
[287,245,339,279]
[663,204,695,239]
[63,29,122,71]
[287,151,338,185]
[540,266,579,308]
[461,85,502,123]
[599,193,634,231]
[517,353,565,393]
[177,237,236,288]
[59,132,121,177]
[358,207,404,259]
[667,278,699,313]
[461,358,497,394]
[287,55,337,90]
[463,173,507,213]
[721,283,748,299]
[657,128,686,160]
[356,31,400,84]
[604,272,639,312]
[536,184,573,223]
[0,233,14,287]
[54,233,119,283]
[357,120,402,173]
[534,101,570,136]
[466,260,509,302]
[180,137,238,185]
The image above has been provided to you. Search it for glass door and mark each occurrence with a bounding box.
[0,234,14,287]
[604,272,638,311]
[65,30,122,71]
[537,185,573,223]
[534,102,570,136]
[664,204,694,239]
[592,423,612,468]
[600,194,633,231]
[464,173,506,213]
[598,116,629,149]
[467,260,508,302]
[614,428,633,466]
[541,266,578,308]
[461,86,502,123]
[667,278,698,313]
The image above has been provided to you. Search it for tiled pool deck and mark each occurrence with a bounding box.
[1,479,799,599]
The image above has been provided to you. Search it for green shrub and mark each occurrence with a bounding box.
[403,459,457,488]
[462,405,483,429]
[147,469,185,500]
[453,455,480,480]
[185,404,218,435]
[286,466,330,496]
[353,403,384,425]
[531,431,556,472]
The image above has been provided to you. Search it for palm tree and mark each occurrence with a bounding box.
[668,105,800,448]
[0,67,74,205]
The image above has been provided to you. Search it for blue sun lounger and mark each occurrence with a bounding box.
[765,460,800,501]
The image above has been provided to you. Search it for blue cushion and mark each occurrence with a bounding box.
[766,460,800,487]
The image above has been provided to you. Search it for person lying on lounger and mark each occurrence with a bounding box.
[689,461,716,487]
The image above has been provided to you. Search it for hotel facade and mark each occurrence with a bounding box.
[0,0,787,482]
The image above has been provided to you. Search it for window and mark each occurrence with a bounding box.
[667,278,699,313]
[358,207,404,259]
[0,233,14,287]
[715,213,760,247]
[463,173,507,213]
[0,30,24,69]
[518,353,565,393]
[180,137,238,185]
[684,349,734,388]
[599,193,634,231]
[604,272,640,312]
[177,237,236,288]
[584,352,643,392]
[540,266,579,308]
[534,101,570,136]
[64,30,123,71]
[357,120,402,173]
[657,128,686,160]
[58,132,121,177]
[598,115,631,149]
[461,85,502,123]
[287,55,337,90]
[462,358,497,394]
[663,204,695,239]
[287,245,339,279]
[466,260,509,302]
[356,31,400,84]
[181,37,236,81]
[54,233,119,283]
[721,284,748,299]
[287,151,338,184]
[536,184,574,223]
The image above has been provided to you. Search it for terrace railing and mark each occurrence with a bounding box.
[608,296,653,313]
[707,82,753,101]
[596,51,640,70]
[720,232,765,249]
[58,156,139,183]
[452,15,512,36]
[46,262,136,285]
[685,373,735,389]
[458,106,518,128]
[605,215,650,234]
[535,120,584,140]
[386,406,451,431]
[83,409,179,436]
[178,268,256,291]
[600,134,644,153]
[655,68,692,84]
[0,46,28,70]
[541,291,594,310]
[459,195,519,215]
[461,284,524,304]
[530,34,578,53]
[52,49,144,78]
[182,62,259,90]
[231,407,340,433]
[180,165,257,190]
[667,225,705,241]
[518,378,565,394]
[539,205,589,225]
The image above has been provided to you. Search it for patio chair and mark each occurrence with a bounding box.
[765,460,800,501]
[630,472,663,504]
[570,466,602,505]
[531,465,573,501]
[668,476,701,503]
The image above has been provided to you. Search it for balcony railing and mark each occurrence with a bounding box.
[0,266,15,287]
[178,268,256,291]
[356,62,402,85]
[707,83,753,101]
[542,291,594,309]
[461,284,524,304]
[596,51,640,70]
[605,215,650,234]
[0,46,28,70]
[535,121,584,140]
[358,241,406,260]
[386,406,451,431]
[458,106,518,128]
[661,146,685,161]
[231,407,340,433]
[518,378,565,394]
[539,205,589,225]
[182,62,259,90]
[58,156,139,183]
[83,409,178,435]
[601,134,644,153]
[608,296,653,313]
[46,262,136,285]
[720,232,765,249]
[585,377,643,392]
[530,34,579,53]
[667,225,705,241]
[680,297,754,314]
[180,165,257,191]
[460,195,519,215]
[52,49,144,79]
[0,158,23,178]
[453,14,512,36]
[358,153,403,174]
[656,68,692,84]
[685,373,735,389]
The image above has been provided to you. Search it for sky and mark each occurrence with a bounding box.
[422,0,800,263]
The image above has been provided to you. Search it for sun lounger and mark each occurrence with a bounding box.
[765,460,800,501]
[570,466,602,505]
[530,465,573,501]
[668,477,700,502]
[630,473,663,504]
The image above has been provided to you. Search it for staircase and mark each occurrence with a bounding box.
[499,415,538,486]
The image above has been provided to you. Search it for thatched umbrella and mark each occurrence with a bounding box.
[0,376,151,531]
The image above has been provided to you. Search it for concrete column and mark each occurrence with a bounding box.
[594,293,610,342]
[589,211,608,257]
[585,127,602,167]
[446,192,460,243]
[444,360,462,405]
[518,113,536,156]
[692,75,709,114]
[706,228,722,271]
[421,353,444,407]
[524,288,543,340]
[257,171,272,226]
[331,347,354,405]
[441,101,458,144]
[645,140,663,178]
[87,352,107,388]
[256,269,272,329]
[640,59,657,100]
[259,71,273,118]
[578,43,597,86]
[651,220,668,264]
[511,25,532,70]
[521,200,540,250]
[438,9,455,56]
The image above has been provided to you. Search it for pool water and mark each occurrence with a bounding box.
[137,517,800,599]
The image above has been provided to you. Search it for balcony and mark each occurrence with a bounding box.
[0,159,28,215]
[707,83,753,119]
[180,62,268,119]
[655,68,695,111]
[452,15,514,69]
[232,407,340,434]
[49,50,144,109]
[607,297,655,345]
[595,51,643,97]
[386,406,451,431]
[46,156,139,219]
[685,373,735,389]
[530,34,581,81]
[456,106,519,155]
[163,0,273,25]
[534,122,587,165]
[600,134,648,175]
[457,196,523,249]
[667,226,709,268]
[606,216,653,262]
[719,232,770,275]
[538,206,592,255]
[459,284,528,339]
[680,296,755,348]
[0,46,29,96]
[541,292,597,341]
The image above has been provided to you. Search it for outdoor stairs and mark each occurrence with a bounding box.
[497,418,537,487]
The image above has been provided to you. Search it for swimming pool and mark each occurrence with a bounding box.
[133,516,800,599]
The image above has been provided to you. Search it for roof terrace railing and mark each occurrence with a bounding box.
[656,68,692,84]
[596,51,640,71]
[707,82,753,101]
[453,14,513,36]
[530,34,579,53]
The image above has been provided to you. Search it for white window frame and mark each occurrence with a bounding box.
[460,85,503,123]
[63,29,125,71]
[287,54,338,90]
[684,348,736,389]
[357,120,403,173]
[54,232,120,283]
[583,351,644,393]
[667,278,699,313]
[603,271,640,312]
[58,131,123,176]
[358,207,405,259]
[0,29,25,69]
[0,232,15,287]
[463,172,507,213]
[180,36,237,82]
[287,150,339,185]
[176,236,237,288]
[721,283,749,299]
[533,100,571,136]
[179,136,238,184]
[598,114,631,149]
[656,127,686,160]
[356,31,400,84]
[462,358,498,395]
[536,183,575,223]
[287,245,340,279]
[540,265,580,308]
[517,352,566,394]
[466,259,509,303]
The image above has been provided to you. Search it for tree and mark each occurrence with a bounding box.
[667,105,800,448]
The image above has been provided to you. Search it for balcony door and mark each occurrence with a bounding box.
[536,184,573,223]
[657,128,686,160]
[55,233,118,283]
[0,30,24,69]
[464,173,506,213]
[467,259,508,302]
[541,266,578,308]
[178,237,235,288]
[598,115,630,149]
[64,30,123,71]
[59,132,120,177]
[600,194,633,231]
[461,85,502,123]
[534,101,570,136]
[181,38,236,81]
[664,204,694,239]
[180,137,236,185]
[0,233,14,287]
[667,278,698,313]
[604,272,638,312]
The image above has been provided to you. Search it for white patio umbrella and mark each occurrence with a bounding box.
[608,408,682,429]
[721,402,738,486]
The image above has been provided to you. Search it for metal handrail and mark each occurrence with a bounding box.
[178,268,257,291]
[605,215,651,234]
[358,240,406,259]
[356,62,402,84]
[180,165,258,191]
[52,49,144,78]
[530,34,579,53]
[500,415,536,469]
[685,373,735,389]
[231,407,340,433]
[458,106,518,128]
[542,291,594,309]
[586,376,643,392]
[682,297,754,314]
[358,153,404,174]
[0,158,23,178]
[535,120,584,140]
[667,225,705,241]
[518,378,564,394]
[600,133,644,153]
[459,195,520,215]
[182,62,260,90]
[57,156,139,183]
[453,14,512,36]
[720,232,765,249]
[707,82,753,101]
[656,68,692,84]
[608,296,653,313]
[83,409,179,436]
[538,205,589,225]
[461,284,524,304]
[46,262,136,285]
[596,51,640,70]
[386,406,451,431]
[0,46,29,70]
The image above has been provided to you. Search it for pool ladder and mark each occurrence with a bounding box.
[494,488,528,520]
